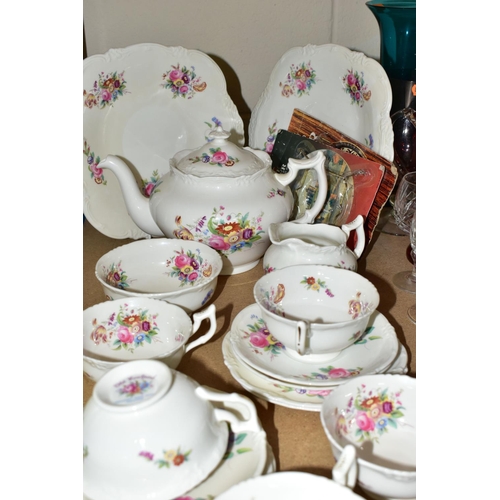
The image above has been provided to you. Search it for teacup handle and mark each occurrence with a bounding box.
[195,386,263,434]
[332,444,357,490]
[275,150,328,224]
[184,304,217,353]
[341,215,365,258]
[295,320,308,356]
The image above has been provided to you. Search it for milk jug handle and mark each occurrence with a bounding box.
[341,215,365,258]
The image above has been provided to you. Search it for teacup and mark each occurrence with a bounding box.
[83,298,217,381]
[95,238,223,314]
[253,265,379,358]
[83,359,263,500]
[320,374,416,499]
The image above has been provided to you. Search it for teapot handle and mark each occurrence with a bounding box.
[275,150,328,224]
[332,444,357,490]
[195,386,263,434]
[341,215,365,258]
[184,304,217,353]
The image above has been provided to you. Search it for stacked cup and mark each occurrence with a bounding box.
[253,264,380,360]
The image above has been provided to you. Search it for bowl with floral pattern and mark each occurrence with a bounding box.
[95,238,223,314]
[83,297,217,382]
[320,374,416,499]
[253,265,379,359]
[83,359,264,500]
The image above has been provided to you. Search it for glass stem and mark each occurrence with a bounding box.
[409,250,416,283]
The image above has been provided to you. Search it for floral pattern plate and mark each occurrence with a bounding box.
[223,334,407,413]
[249,44,393,162]
[228,305,399,387]
[83,43,244,239]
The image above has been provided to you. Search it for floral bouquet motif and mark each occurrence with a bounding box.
[84,70,128,109]
[141,170,160,197]
[161,64,207,99]
[264,120,278,153]
[242,315,285,358]
[189,147,239,167]
[139,447,191,469]
[335,384,405,443]
[279,61,317,97]
[300,275,334,297]
[348,291,371,319]
[301,366,361,382]
[118,377,154,397]
[179,207,265,256]
[166,247,213,286]
[90,303,160,352]
[273,384,332,399]
[103,260,133,290]
[84,140,106,185]
[342,68,372,107]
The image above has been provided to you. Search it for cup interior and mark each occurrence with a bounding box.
[254,266,379,325]
[321,375,416,473]
[83,298,192,361]
[96,239,223,294]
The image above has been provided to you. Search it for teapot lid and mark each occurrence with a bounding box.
[172,126,270,177]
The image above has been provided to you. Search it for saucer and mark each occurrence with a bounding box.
[229,305,399,387]
[223,334,408,412]
[83,425,274,500]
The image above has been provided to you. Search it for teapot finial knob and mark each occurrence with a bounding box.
[207,126,231,142]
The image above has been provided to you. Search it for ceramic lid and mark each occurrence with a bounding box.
[173,126,269,178]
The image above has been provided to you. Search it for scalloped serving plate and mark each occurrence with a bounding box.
[229,305,399,387]
[249,44,393,162]
[83,43,245,239]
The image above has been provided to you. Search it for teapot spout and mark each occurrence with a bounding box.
[98,155,164,237]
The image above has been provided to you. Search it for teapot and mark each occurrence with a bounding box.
[98,127,328,275]
[262,214,365,273]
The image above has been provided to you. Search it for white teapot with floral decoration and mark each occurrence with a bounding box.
[99,127,328,274]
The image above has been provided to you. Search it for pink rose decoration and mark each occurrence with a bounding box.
[327,367,351,379]
[175,254,192,268]
[179,85,189,94]
[296,80,306,91]
[144,183,155,197]
[169,69,182,81]
[117,326,134,344]
[101,89,112,101]
[188,271,199,281]
[347,73,356,86]
[212,151,228,164]
[309,389,332,397]
[249,332,269,348]
[209,235,230,251]
[91,164,103,177]
[356,412,375,431]
[265,143,274,153]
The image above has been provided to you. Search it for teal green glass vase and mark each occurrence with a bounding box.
[366,1,416,82]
